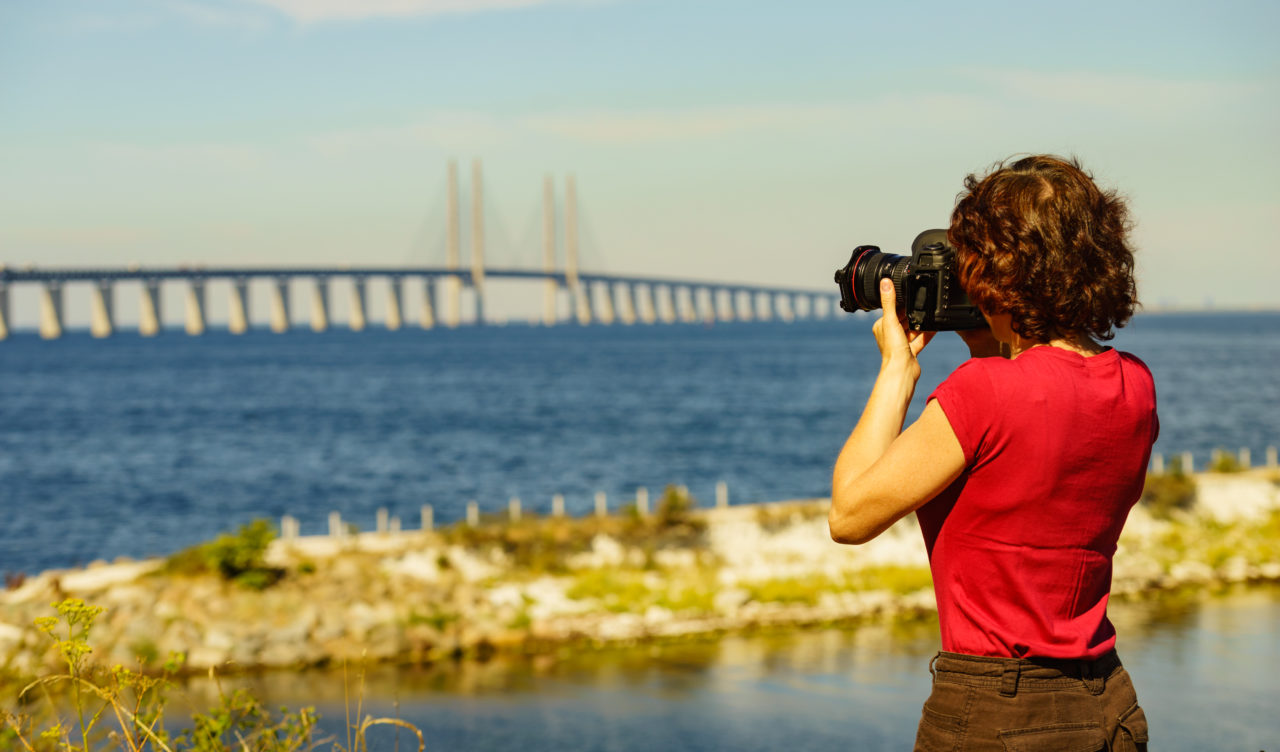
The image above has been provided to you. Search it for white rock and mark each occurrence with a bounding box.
[59,560,162,595]
[1194,475,1280,523]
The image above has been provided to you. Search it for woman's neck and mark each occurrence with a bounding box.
[1011,332,1106,359]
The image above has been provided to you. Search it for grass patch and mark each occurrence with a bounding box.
[164,519,284,590]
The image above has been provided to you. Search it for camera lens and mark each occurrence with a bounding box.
[850,250,910,311]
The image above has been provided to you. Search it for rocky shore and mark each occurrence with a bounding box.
[2,472,1278,680]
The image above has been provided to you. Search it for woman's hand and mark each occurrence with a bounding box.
[872,279,934,376]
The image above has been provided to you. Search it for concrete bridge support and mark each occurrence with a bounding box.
[659,285,678,324]
[442,277,461,328]
[777,293,795,323]
[595,281,615,325]
[715,289,734,322]
[617,282,637,325]
[270,278,290,333]
[90,281,114,338]
[228,279,249,334]
[184,280,207,336]
[420,278,436,329]
[677,286,698,323]
[735,290,753,321]
[542,176,558,326]
[639,284,657,324]
[386,278,403,331]
[697,287,716,323]
[39,282,63,340]
[574,282,594,325]
[0,282,9,340]
[311,278,330,333]
[349,277,367,332]
[139,280,162,337]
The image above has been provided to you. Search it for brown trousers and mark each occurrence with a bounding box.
[913,650,1149,751]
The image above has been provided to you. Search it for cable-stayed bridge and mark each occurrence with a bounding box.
[0,161,839,340]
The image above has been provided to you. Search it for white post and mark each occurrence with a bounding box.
[552,494,565,517]
[716,481,728,509]
[39,282,63,340]
[90,281,114,338]
[543,175,559,326]
[311,277,330,332]
[1239,447,1251,469]
[1150,452,1164,474]
[444,160,462,328]
[385,277,403,331]
[349,277,367,331]
[390,516,401,534]
[1267,446,1278,468]
[228,278,249,335]
[1181,451,1194,474]
[466,500,479,526]
[328,511,343,538]
[421,504,434,532]
[636,487,649,518]
[595,491,607,517]
[376,507,389,534]
[281,515,299,540]
[184,279,206,336]
[0,282,9,340]
[270,278,291,333]
[509,497,521,522]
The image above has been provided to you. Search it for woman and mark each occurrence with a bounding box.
[829,155,1156,751]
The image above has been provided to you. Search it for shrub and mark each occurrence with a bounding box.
[1141,473,1196,519]
[165,519,283,590]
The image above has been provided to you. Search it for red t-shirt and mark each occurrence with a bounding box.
[922,346,1158,659]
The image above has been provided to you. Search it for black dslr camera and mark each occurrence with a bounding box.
[834,229,986,331]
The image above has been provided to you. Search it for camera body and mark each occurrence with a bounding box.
[834,229,987,331]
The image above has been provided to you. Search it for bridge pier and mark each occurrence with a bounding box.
[714,288,733,322]
[443,276,461,328]
[777,293,795,323]
[349,277,367,331]
[420,278,436,329]
[185,280,207,336]
[697,287,715,324]
[638,284,657,324]
[90,281,114,338]
[270,278,290,333]
[574,282,594,325]
[543,280,559,326]
[139,279,162,337]
[39,282,63,340]
[617,282,637,325]
[386,277,403,331]
[734,290,752,321]
[228,278,249,334]
[311,277,330,332]
[595,281,615,325]
[677,286,698,323]
[659,285,678,324]
[0,281,9,340]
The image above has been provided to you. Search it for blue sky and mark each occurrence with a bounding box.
[2,0,1277,325]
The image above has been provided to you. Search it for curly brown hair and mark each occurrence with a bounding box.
[947,155,1137,342]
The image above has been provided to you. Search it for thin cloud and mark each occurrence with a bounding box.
[961,67,1265,113]
[244,0,593,23]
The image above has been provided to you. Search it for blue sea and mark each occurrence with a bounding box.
[1,311,1278,576]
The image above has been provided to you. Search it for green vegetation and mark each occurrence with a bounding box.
[743,566,934,607]
[1208,449,1245,474]
[440,485,707,575]
[164,520,284,590]
[2,599,424,752]
[1140,472,1196,519]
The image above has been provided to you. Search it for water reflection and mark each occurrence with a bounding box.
[180,586,1279,751]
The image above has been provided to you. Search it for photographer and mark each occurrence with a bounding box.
[829,155,1156,751]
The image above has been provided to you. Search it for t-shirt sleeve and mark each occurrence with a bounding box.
[927,360,997,466]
